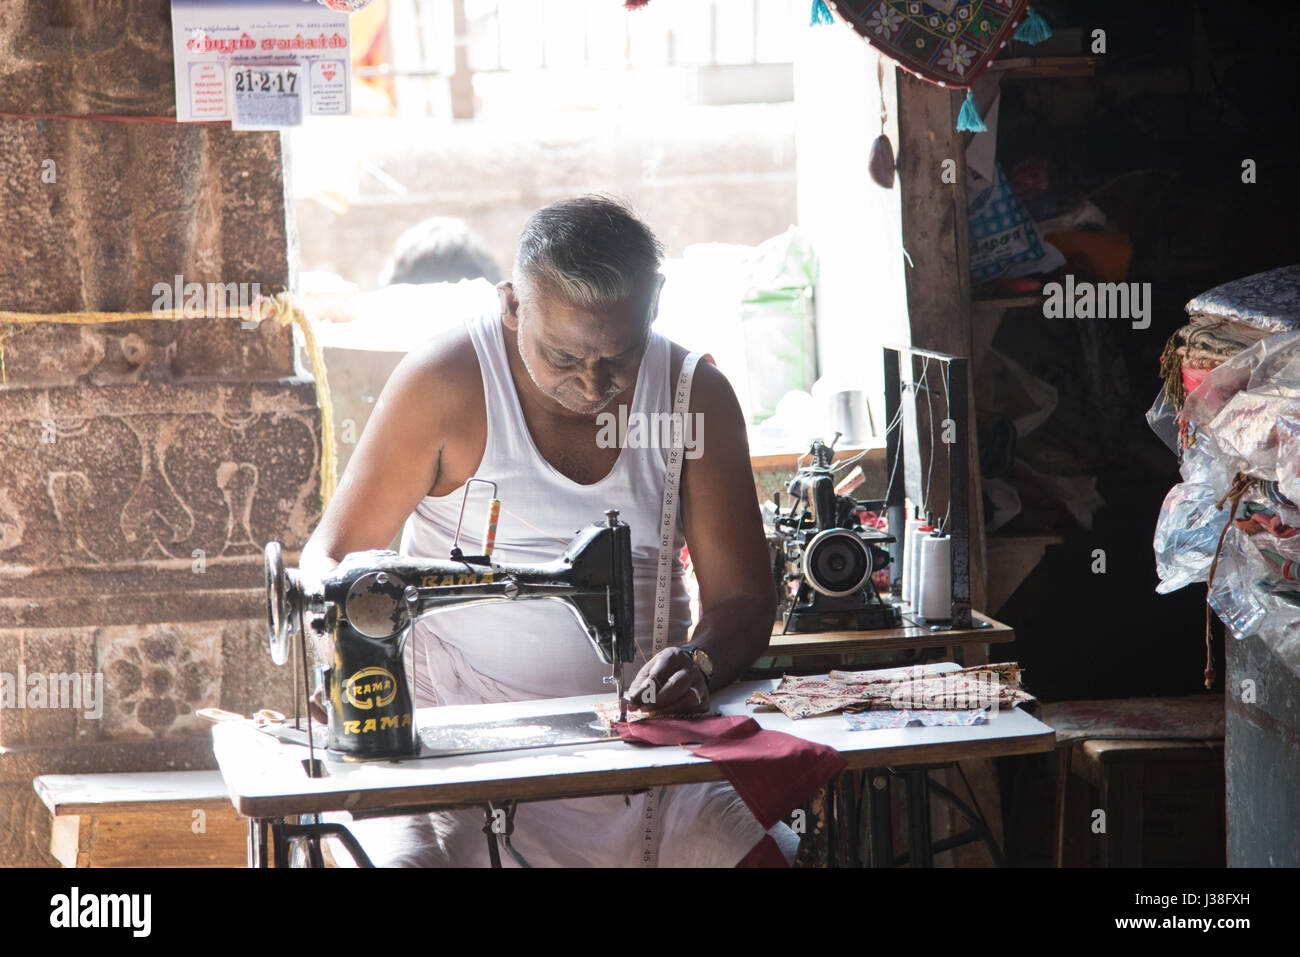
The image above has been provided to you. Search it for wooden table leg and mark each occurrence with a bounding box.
[1100,760,1144,867]
[1054,744,1072,867]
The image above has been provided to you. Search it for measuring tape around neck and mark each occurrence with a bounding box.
[640,350,702,868]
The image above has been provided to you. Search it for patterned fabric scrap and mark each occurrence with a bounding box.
[1234,502,1300,540]
[1185,264,1300,335]
[845,709,987,730]
[747,662,1034,719]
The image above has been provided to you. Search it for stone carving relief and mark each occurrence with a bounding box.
[0,402,319,565]
[99,625,221,738]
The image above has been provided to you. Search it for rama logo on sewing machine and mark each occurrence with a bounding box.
[343,666,399,711]
[419,571,496,587]
[342,712,411,735]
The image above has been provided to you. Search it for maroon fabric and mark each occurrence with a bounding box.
[615,715,755,746]
[692,726,845,830]
[736,833,789,868]
[615,714,845,831]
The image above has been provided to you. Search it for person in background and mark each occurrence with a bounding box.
[379,216,501,286]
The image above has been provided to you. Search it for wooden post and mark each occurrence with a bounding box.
[896,71,997,866]
[895,71,987,614]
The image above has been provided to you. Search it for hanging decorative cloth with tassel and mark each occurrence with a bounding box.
[808,1,1051,130]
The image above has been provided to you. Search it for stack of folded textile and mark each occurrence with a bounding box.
[1159,319,1271,410]
[1159,264,1300,411]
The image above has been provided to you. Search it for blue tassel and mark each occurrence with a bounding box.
[956,90,987,132]
[809,0,834,26]
[1013,8,1052,43]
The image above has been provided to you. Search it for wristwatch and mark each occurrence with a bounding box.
[680,644,714,690]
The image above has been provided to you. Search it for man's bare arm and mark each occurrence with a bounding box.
[677,360,776,688]
[628,356,775,711]
[298,331,484,662]
[301,332,481,561]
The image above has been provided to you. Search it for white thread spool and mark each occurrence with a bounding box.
[901,518,924,607]
[916,534,952,621]
[906,521,932,608]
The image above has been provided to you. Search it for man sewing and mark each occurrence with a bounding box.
[301,195,792,866]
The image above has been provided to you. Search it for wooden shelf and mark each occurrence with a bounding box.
[766,610,1013,657]
[988,55,1102,80]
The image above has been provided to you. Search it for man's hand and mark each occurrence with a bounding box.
[626,647,710,715]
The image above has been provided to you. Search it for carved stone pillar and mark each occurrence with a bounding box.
[0,1,318,864]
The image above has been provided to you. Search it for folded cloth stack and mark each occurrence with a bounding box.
[1160,319,1271,411]
[1160,264,1300,412]
[747,662,1034,720]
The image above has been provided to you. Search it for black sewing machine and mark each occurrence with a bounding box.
[264,508,635,760]
[766,439,901,633]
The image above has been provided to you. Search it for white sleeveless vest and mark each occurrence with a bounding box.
[398,306,693,704]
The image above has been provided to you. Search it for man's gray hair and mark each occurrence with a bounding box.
[513,195,663,311]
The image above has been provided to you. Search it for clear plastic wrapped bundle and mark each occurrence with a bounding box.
[1152,331,1300,671]
[1153,480,1230,595]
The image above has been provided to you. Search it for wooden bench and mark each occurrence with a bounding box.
[34,771,247,868]
[1070,738,1225,867]
[1041,696,1225,868]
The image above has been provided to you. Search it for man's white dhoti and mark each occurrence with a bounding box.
[345,635,798,867]
[336,308,797,867]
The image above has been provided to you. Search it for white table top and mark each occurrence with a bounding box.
[34,770,232,815]
[213,665,1055,818]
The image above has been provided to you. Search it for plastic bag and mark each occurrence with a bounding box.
[1145,388,1182,457]
[1153,480,1230,595]
[739,227,819,422]
[1153,330,1300,671]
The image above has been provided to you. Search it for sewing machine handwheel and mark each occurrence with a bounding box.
[265,541,292,666]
